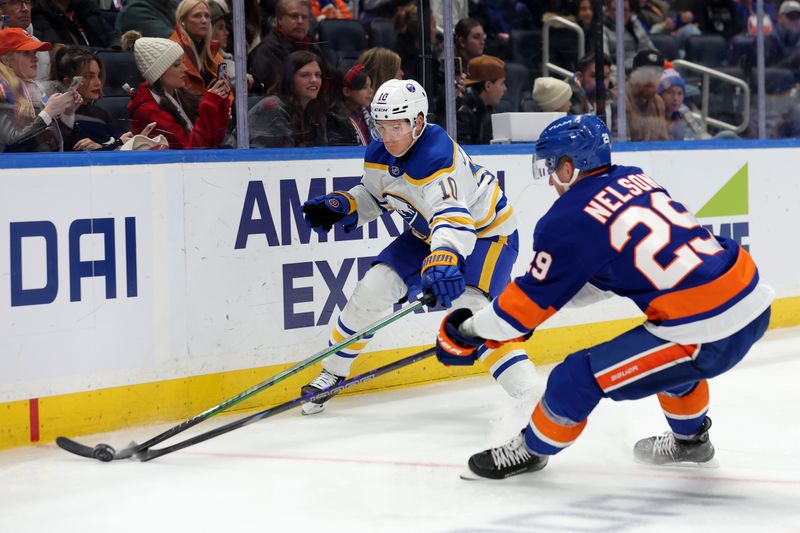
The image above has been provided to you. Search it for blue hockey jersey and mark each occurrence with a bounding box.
[467,165,774,344]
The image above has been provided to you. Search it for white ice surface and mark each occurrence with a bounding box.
[1,328,799,533]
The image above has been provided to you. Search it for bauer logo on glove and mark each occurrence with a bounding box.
[435,308,484,366]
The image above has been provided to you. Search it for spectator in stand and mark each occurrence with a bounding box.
[250,0,326,94]
[636,0,675,34]
[569,52,612,116]
[31,0,120,48]
[49,45,137,149]
[124,32,231,149]
[116,0,178,39]
[169,0,225,96]
[697,0,741,40]
[602,0,656,71]
[311,0,351,21]
[358,0,412,23]
[209,0,253,89]
[356,47,402,93]
[393,2,436,83]
[0,0,50,79]
[247,50,326,147]
[456,54,505,144]
[327,63,374,145]
[773,0,800,60]
[0,27,81,151]
[658,67,711,140]
[625,49,669,141]
[218,0,262,51]
[454,18,485,73]
[736,0,776,35]
[393,3,464,124]
[468,0,530,58]
[543,0,594,74]
[532,76,572,112]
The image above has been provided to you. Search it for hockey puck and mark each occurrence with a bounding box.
[92,443,116,462]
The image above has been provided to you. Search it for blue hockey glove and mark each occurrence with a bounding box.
[436,308,484,366]
[421,248,465,308]
[302,191,357,235]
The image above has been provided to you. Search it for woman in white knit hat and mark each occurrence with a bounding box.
[532,76,573,113]
[123,31,231,149]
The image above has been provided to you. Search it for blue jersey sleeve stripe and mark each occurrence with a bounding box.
[431,207,472,219]
[431,224,477,235]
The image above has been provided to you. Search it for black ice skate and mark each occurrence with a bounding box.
[461,429,548,480]
[300,369,345,415]
[634,417,716,466]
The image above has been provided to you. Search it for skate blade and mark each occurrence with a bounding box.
[301,402,326,416]
[634,457,720,469]
[460,469,492,481]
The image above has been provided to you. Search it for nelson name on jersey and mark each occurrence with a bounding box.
[583,173,664,224]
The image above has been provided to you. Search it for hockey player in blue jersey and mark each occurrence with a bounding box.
[299,78,536,414]
[435,114,775,479]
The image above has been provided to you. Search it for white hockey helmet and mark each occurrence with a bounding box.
[370,79,428,126]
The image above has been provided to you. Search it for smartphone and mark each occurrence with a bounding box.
[217,62,228,80]
[1,15,8,30]
[455,57,463,78]
[68,76,84,91]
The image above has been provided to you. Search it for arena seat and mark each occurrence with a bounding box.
[494,61,531,113]
[510,28,542,78]
[317,19,368,67]
[97,50,144,96]
[368,18,396,50]
[684,34,728,67]
[649,33,679,60]
[94,96,131,134]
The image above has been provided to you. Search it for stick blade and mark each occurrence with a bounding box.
[56,436,96,459]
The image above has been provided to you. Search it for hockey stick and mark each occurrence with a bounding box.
[56,293,436,462]
[136,346,437,461]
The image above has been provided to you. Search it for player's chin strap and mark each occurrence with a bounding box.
[393,118,427,158]
[551,167,581,192]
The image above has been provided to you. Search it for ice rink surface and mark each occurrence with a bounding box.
[1,327,799,533]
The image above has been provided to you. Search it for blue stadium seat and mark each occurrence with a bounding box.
[494,61,531,113]
[510,28,542,78]
[684,34,728,67]
[729,33,783,67]
[317,19,368,67]
[97,51,144,96]
[368,18,396,50]
[94,96,131,134]
[649,33,679,60]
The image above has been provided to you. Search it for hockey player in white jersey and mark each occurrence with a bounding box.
[300,79,536,414]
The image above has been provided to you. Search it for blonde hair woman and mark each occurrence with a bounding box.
[169,0,226,95]
[0,28,81,151]
[355,47,402,96]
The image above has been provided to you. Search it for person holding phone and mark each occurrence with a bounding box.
[0,27,80,151]
[123,32,231,149]
[48,46,146,150]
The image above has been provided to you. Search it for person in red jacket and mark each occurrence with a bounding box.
[123,31,231,149]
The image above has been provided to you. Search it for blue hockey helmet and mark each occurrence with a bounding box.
[532,114,611,185]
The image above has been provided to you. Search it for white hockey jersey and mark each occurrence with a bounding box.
[346,124,517,259]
